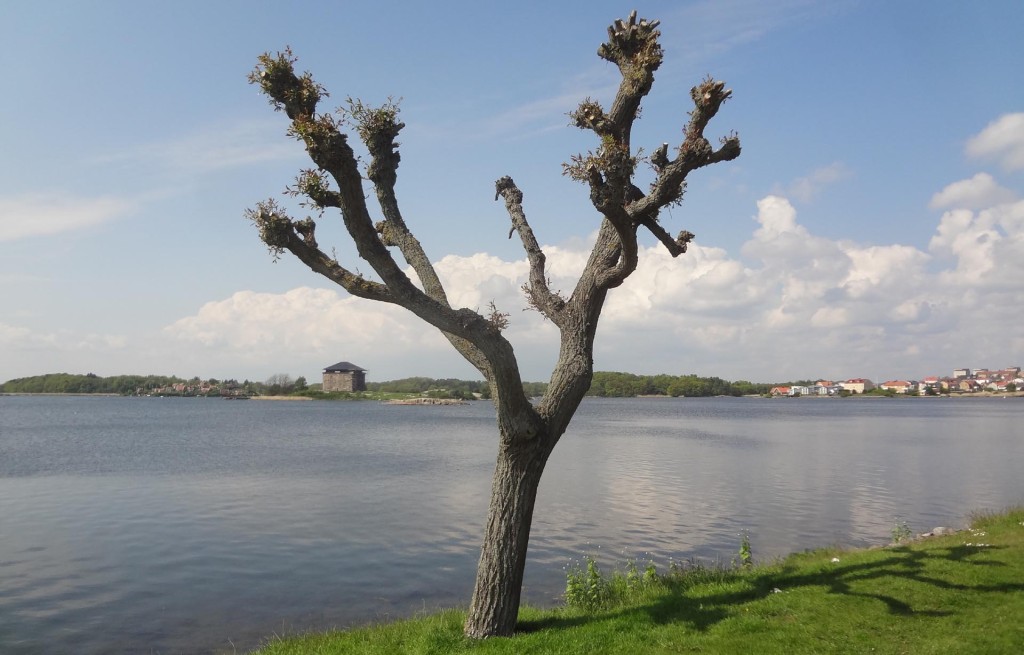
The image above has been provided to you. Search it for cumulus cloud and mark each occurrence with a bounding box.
[153,186,1023,384]
[14,149,1020,384]
[966,113,1024,172]
[929,172,1017,210]
[929,200,1024,284]
[159,267,565,380]
[0,194,135,242]
[432,253,530,311]
[165,287,444,353]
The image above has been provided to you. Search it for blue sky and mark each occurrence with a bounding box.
[2,0,1022,385]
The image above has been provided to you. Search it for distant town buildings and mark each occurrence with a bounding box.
[841,378,876,394]
[879,380,914,394]
[769,366,1022,396]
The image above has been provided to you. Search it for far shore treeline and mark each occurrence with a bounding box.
[0,371,783,398]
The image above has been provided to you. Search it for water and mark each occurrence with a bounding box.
[1,395,1021,653]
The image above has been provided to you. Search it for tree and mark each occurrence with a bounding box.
[265,373,294,395]
[247,11,739,638]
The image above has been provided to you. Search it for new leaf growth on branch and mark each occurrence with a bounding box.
[246,10,739,639]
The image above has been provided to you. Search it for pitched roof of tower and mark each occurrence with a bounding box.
[323,361,366,372]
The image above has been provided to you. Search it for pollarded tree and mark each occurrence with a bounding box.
[247,11,740,638]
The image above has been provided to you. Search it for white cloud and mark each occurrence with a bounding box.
[433,253,530,311]
[0,194,135,242]
[0,323,127,352]
[0,322,34,344]
[929,172,1017,210]
[753,195,803,236]
[165,287,441,352]
[665,0,846,61]
[96,119,303,174]
[841,244,930,300]
[8,181,1023,384]
[966,113,1024,172]
[742,196,844,270]
[930,200,1024,284]
[606,243,762,322]
[810,306,848,328]
[158,188,1020,383]
[784,162,851,203]
[159,287,483,380]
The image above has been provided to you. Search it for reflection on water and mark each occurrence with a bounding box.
[1,395,1022,653]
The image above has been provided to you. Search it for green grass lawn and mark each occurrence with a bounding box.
[252,507,1024,654]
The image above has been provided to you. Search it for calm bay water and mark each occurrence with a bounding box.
[1,395,1021,653]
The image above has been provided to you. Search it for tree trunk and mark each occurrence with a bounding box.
[463,436,550,638]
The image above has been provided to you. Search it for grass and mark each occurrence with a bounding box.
[252,507,1024,654]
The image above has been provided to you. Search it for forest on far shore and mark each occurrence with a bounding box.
[1,371,785,398]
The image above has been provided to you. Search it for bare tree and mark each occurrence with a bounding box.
[247,11,739,638]
[264,373,294,389]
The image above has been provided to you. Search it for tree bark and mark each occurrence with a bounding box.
[464,433,552,638]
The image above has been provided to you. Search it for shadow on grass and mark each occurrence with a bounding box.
[516,614,592,634]
[519,540,1024,634]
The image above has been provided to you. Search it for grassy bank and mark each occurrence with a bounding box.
[252,507,1024,654]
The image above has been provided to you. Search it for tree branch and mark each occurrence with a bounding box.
[637,217,695,257]
[250,50,541,424]
[342,98,453,308]
[246,201,392,302]
[252,51,427,303]
[628,77,741,222]
[593,217,638,290]
[494,177,566,325]
[562,13,668,288]
[597,10,663,147]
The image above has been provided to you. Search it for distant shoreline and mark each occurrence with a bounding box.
[249,395,313,401]
[4,391,1021,400]
[0,392,311,400]
[763,391,1024,399]
[0,392,121,397]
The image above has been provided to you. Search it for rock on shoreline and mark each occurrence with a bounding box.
[385,397,468,406]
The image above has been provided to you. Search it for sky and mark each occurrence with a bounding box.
[2,0,1023,386]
